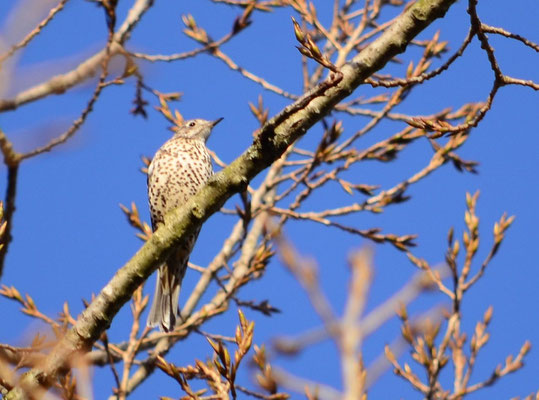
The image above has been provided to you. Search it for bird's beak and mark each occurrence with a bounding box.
[211,117,224,127]
[203,118,223,142]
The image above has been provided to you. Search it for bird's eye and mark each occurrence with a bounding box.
[188,121,196,127]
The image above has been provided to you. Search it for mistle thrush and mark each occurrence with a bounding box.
[147,118,222,331]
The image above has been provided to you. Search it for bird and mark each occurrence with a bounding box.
[147,117,223,332]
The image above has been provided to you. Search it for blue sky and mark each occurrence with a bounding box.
[0,0,538,398]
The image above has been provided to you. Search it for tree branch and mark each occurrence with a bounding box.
[0,165,18,279]
[0,0,154,113]
[4,0,457,397]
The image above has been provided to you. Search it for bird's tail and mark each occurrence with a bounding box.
[147,233,197,332]
[147,261,183,332]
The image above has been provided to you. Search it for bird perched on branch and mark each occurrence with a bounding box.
[147,117,223,331]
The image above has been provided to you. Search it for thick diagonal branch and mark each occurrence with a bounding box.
[5,0,456,397]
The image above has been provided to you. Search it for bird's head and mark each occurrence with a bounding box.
[174,118,223,142]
